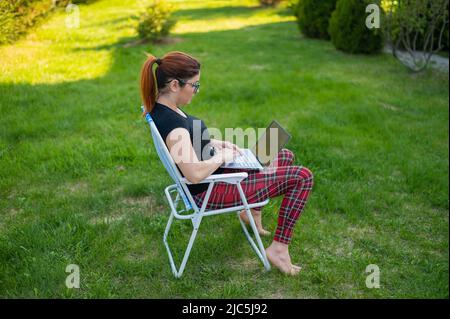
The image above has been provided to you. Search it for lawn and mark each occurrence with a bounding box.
[0,0,448,298]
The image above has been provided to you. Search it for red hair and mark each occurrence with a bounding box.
[140,51,201,115]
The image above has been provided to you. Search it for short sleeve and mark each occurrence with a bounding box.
[156,116,189,144]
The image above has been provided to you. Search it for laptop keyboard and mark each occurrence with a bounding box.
[232,151,260,169]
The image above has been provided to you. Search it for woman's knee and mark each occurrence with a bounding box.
[300,167,314,190]
[291,166,314,185]
[301,167,313,181]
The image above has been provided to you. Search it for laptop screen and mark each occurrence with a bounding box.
[251,120,291,166]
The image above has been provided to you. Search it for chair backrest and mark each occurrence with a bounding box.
[141,106,194,211]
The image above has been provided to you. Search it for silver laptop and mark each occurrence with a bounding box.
[220,120,291,170]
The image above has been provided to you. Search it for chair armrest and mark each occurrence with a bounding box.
[181,172,248,185]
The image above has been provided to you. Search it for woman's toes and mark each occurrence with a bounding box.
[266,251,292,274]
[265,248,302,276]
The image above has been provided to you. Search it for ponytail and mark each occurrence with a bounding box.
[140,54,158,115]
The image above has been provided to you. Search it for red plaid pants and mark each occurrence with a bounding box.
[192,149,314,244]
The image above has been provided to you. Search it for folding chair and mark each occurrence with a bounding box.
[142,106,271,278]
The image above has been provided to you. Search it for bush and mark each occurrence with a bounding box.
[328,0,384,54]
[287,0,297,11]
[381,0,448,71]
[382,0,449,52]
[0,0,95,45]
[0,1,16,44]
[137,1,176,42]
[295,0,337,39]
[0,0,52,45]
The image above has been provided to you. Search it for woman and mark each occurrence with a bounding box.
[140,51,314,276]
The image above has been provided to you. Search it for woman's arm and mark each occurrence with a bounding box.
[166,128,238,184]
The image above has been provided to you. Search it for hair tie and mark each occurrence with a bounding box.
[156,58,162,65]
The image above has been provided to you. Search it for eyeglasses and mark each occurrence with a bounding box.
[165,78,200,94]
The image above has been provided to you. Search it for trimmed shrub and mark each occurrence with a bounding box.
[295,0,337,39]
[137,1,176,42]
[329,0,384,54]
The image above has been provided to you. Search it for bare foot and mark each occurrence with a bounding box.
[239,209,271,236]
[265,241,302,276]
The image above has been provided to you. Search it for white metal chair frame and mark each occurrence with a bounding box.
[142,106,271,278]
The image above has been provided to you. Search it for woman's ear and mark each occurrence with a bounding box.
[169,79,180,93]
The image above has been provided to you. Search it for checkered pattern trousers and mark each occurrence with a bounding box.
[192,149,314,244]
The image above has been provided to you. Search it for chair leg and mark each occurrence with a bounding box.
[163,212,203,278]
[163,183,213,278]
[236,184,271,271]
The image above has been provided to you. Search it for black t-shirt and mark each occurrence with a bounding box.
[150,102,224,195]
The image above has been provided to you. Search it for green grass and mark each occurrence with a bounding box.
[0,0,448,298]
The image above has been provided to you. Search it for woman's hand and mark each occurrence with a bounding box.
[211,139,244,155]
[219,148,240,163]
[222,141,244,155]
